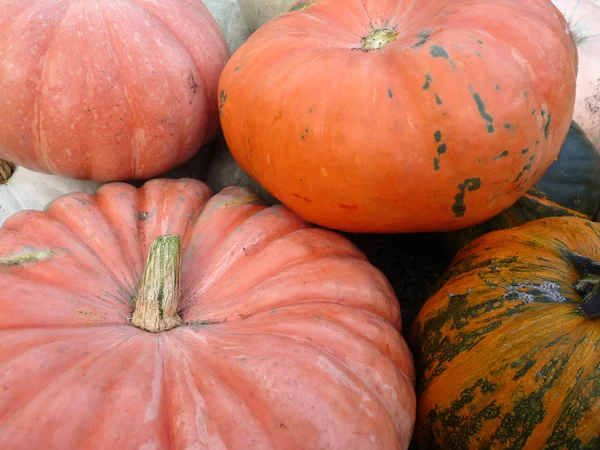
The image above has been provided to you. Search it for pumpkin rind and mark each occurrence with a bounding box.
[0,178,416,449]
[412,216,600,449]
[0,0,229,181]
[440,121,600,254]
[218,0,578,233]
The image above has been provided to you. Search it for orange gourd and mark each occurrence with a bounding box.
[0,1,228,181]
[218,0,578,233]
[0,179,416,449]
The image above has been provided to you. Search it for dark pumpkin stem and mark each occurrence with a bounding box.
[567,251,600,317]
[131,235,182,332]
[0,159,13,184]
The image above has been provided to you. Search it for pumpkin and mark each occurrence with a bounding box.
[205,0,253,54]
[0,159,101,227]
[552,0,600,150]
[0,178,416,449]
[440,120,600,254]
[412,216,600,449]
[0,0,228,181]
[205,136,279,205]
[218,0,579,233]
[238,0,295,32]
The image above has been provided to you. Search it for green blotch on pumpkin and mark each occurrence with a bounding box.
[504,123,512,130]
[412,30,432,49]
[289,0,314,11]
[494,150,509,160]
[388,89,393,98]
[521,148,529,154]
[452,178,481,218]
[512,359,536,380]
[434,157,440,171]
[423,74,433,90]
[496,85,500,90]
[435,94,443,105]
[413,291,502,387]
[219,90,227,115]
[544,113,552,139]
[437,143,447,155]
[423,378,501,450]
[545,362,600,449]
[469,86,495,133]
[532,109,536,115]
[434,130,442,142]
[430,45,456,67]
[475,51,482,57]
[430,45,449,59]
[514,155,535,183]
[0,249,55,267]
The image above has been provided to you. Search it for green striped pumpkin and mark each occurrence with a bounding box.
[412,216,600,449]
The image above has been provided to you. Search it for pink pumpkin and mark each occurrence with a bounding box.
[0,1,228,181]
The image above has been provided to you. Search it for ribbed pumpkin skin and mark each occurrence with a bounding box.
[412,217,600,449]
[218,0,578,233]
[0,179,416,449]
[0,1,228,181]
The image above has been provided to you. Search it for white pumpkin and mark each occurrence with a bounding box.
[0,161,101,226]
[238,0,296,32]
[204,0,252,54]
[552,0,600,150]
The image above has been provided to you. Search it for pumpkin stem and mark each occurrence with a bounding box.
[360,29,398,51]
[131,235,182,332]
[0,159,14,184]
[567,251,600,317]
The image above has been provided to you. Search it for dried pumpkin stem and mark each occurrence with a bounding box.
[568,251,600,317]
[131,235,182,332]
[0,159,14,184]
[360,29,398,51]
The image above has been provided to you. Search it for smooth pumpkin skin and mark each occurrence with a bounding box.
[218,0,578,233]
[0,0,228,181]
[440,121,600,254]
[0,179,416,449]
[552,0,600,150]
[412,217,600,449]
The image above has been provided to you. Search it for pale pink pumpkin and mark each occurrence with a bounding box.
[0,178,416,449]
[0,1,228,181]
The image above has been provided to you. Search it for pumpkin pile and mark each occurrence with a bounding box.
[0,0,598,449]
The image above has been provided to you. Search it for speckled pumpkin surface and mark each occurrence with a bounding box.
[412,216,600,449]
[218,0,578,233]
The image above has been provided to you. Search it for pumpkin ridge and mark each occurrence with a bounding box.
[161,329,279,446]
[180,325,409,446]
[34,0,76,176]
[226,326,411,439]
[0,327,139,428]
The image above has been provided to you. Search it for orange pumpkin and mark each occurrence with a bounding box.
[218,0,578,233]
[0,1,228,181]
[412,216,600,448]
[0,179,416,449]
